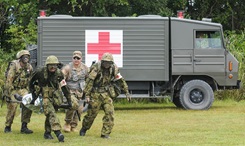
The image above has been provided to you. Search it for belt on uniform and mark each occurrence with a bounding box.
[14,86,27,90]
[93,87,107,93]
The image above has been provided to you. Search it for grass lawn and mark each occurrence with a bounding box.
[0,99,245,146]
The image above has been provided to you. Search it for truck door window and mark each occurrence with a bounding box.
[195,31,222,49]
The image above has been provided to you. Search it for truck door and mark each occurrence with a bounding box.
[193,30,225,75]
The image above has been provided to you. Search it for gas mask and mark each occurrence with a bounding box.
[47,64,58,73]
[101,61,113,69]
[20,55,30,64]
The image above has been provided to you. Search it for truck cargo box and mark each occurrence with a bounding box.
[37,16,169,81]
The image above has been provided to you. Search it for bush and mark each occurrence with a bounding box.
[215,30,245,101]
[0,49,16,93]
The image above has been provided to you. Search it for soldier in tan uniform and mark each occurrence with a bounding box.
[79,52,131,139]
[4,50,33,134]
[62,51,89,132]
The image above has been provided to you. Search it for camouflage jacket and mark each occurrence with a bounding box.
[29,66,74,107]
[84,61,129,97]
[29,67,64,90]
[5,60,33,95]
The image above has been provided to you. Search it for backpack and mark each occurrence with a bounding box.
[5,61,14,80]
[3,61,19,97]
[4,60,30,80]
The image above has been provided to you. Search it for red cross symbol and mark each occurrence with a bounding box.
[87,32,121,60]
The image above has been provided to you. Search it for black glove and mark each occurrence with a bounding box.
[14,94,23,101]
[30,93,37,104]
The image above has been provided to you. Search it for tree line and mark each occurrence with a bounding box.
[0,0,245,53]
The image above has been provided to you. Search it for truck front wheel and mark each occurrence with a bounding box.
[179,80,214,110]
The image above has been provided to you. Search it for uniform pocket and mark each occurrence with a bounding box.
[52,89,63,106]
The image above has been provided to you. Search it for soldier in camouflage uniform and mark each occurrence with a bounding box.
[79,52,131,139]
[4,50,33,134]
[29,55,78,142]
[62,51,89,132]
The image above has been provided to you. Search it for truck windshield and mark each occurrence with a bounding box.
[195,31,223,49]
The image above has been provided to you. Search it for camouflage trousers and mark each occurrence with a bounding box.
[64,93,80,128]
[42,87,61,132]
[5,88,32,126]
[82,92,114,136]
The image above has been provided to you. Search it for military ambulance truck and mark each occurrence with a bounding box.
[34,15,240,110]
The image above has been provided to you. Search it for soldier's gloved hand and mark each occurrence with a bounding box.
[86,96,90,103]
[14,94,22,101]
[126,93,131,102]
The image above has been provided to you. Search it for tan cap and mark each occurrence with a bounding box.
[73,51,82,58]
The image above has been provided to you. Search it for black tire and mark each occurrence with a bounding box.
[173,92,183,108]
[179,80,214,110]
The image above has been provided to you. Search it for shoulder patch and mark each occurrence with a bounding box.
[60,79,67,87]
[114,73,122,81]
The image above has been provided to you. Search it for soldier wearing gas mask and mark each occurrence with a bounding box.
[4,50,33,134]
[29,55,78,142]
[79,52,131,139]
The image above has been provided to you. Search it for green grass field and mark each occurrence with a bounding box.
[0,100,245,146]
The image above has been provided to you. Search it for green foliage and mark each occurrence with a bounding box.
[114,97,172,105]
[0,0,38,52]
[127,0,171,16]
[5,19,37,51]
[187,0,245,31]
[38,0,171,17]
[215,30,245,101]
[226,30,245,87]
[0,49,13,92]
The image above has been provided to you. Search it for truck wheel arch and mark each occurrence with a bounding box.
[179,79,214,110]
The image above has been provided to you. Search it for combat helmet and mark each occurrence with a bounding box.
[16,50,30,59]
[45,55,59,65]
[101,52,114,62]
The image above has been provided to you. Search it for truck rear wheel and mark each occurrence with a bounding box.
[179,80,214,110]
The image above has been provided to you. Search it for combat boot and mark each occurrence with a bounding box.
[71,127,78,132]
[54,130,64,142]
[63,123,71,133]
[21,122,33,134]
[4,126,11,133]
[79,127,87,136]
[101,134,110,139]
[44,131,53,139]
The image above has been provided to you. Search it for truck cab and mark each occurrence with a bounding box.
[170,18,240,109]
